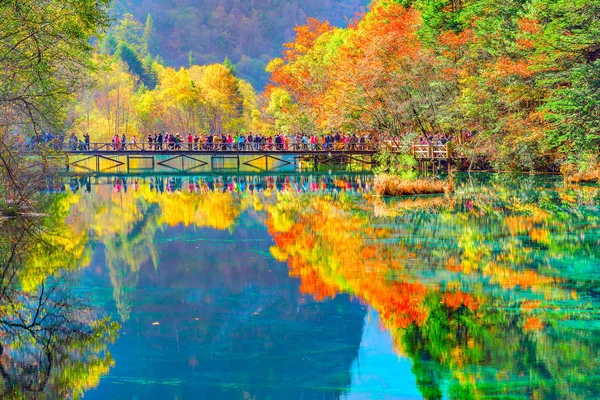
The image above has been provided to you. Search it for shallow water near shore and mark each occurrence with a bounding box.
[2,173,599,399]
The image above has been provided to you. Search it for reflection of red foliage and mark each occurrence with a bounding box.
[288,257,338,301]
[376,282,430,329]
[523,316,544,332]
[443,291,480,312]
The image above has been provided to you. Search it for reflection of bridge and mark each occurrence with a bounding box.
[62,143,378,174]
[49,173,375,195]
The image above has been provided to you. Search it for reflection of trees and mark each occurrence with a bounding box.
[110,227,365,400]
[57,174,600,398]
[67,183,247,321]
[266,178,600,399]
[0,217,118,399]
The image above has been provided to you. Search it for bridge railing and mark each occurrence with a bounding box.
[14,141,455,158]
[46,142,380,153]
[410,143,452,159]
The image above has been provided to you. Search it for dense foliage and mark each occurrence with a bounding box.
[108,0,369,88]
[0,0,111,212]
[264,0,600,171]
[69,56,261,140]
[0,0,111,132]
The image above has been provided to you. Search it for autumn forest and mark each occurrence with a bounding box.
[1,0,600,398]
[70,0,600,173]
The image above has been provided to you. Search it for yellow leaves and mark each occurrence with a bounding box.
[529,228,550,245]
[60,357,115,398]
[450,346,465,368]
[269,246,289,262]
[265,57,284,73]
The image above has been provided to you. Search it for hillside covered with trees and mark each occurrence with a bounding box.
[264,0,600,173]
[108,0,369,88]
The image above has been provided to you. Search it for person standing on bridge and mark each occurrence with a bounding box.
[83,133,90,150]
[131,134,138,149]
[68,133,78,151]
[157,132,163,150]
[187,133,193,150]
[121,133,127,151]
[148,134,153,150]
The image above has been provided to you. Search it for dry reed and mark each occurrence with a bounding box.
[561,163,600,184]
[566,169,600,184]
[374,174,455,196]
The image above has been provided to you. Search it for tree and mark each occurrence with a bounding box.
[0,0,110,212]
[99,33,118,56]
[113,13,144,52]
[116,43,145,80]
[142,14,160,57]
[223,56,238,77]
[188,50,197,68]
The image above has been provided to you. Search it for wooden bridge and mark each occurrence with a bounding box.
[25,142,457,174]
[59,142,380,174]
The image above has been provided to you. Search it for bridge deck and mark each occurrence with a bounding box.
[66,149,379,156]
[32,142,456,159]
[23,142,459,173]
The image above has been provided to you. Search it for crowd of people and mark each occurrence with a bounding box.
[26,131,462,152]
[103,132,377,152]
[417,134,452,146]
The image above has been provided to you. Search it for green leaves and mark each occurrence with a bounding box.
[0,0,111,131]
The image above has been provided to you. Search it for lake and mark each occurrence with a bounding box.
[1,173,598,399]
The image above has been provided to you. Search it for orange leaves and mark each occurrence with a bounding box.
[492,57,534,78]
[282,18,333,63]
[264,195,438,334]
[443,291,480,312]
[380,281,430,328]
[523,316,545,332]
[439,29,473,50]
[517,18,541,35]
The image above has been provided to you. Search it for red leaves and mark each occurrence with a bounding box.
[517,18,541,35]
[439,29,473,50]
[443,291,480,312]
[282,18,333,63]
[493,57,534,78]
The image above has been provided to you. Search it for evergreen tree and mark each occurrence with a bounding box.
[99,33,118,55]
[116,42,145,79]
[223,56,237,77]
[114,13,144,52]
[142,54,159,89]
[188,50,197,67]
[143,14,159,57]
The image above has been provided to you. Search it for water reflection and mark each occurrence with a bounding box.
[0,215,118,399]
[50,173,600,398]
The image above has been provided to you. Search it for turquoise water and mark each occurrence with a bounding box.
[1,173,599,399]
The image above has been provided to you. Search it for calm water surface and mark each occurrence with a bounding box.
[1,173,599,399]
